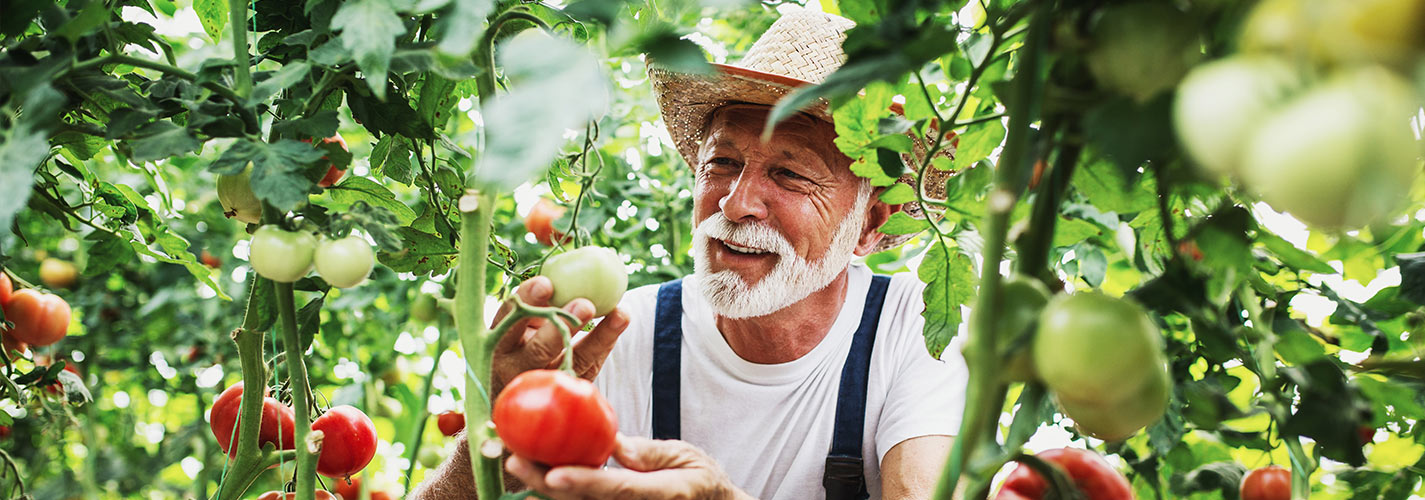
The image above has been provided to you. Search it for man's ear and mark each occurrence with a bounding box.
[854,187,904,257]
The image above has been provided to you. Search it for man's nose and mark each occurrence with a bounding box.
[718,171,770,222]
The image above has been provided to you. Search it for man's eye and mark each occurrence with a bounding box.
[778,169,808,181]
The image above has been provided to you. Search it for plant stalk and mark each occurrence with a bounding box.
[277,281,319,500]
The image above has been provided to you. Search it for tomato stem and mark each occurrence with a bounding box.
[935,1,1050,497]
[227,0,251,99]
[276,280,320,500]
[214,275,275,500]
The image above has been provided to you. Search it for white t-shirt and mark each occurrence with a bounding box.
[592,264,968,500]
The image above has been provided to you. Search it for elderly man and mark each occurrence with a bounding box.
[414,9,966,500]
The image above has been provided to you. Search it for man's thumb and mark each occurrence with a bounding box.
[612,435,692,472]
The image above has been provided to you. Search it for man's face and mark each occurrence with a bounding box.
[690,105,873,318]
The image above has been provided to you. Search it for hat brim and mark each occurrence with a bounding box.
[649,63,954,253]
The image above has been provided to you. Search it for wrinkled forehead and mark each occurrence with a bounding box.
[697,104,848,166]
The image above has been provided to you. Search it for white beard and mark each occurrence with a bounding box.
[692,183,871,319]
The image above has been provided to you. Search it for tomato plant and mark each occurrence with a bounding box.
[436,411,464,437]
[492,370,618,467]
[209,382,296,456]
[1240,465,1291,500]
[2,289,71,347]
[312,405,378,478]
[996,448,1133,500]
[541,246,629,317]
[249,226,317,283]
[302,135,350,188]
[524,198,569,246]
[314,235,375,288]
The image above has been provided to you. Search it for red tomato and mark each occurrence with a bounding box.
[1241,465,1291,500]
[200,250,222,269]
[313,405,378,478]
[492,369,618,467]
[3,289,71,347]
[1,331,26,357]
[995,448,1133,500]
[1357,425,1375,444]
[304,135,350,187]
[0,271,12,305]
[524,199,569,246]
[436,411,464,437]
[0,426,9,439]
[255,490,337,500]
[209,382,297,456]
[330,475,362,500]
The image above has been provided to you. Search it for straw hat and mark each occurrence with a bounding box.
[649,8,957,252]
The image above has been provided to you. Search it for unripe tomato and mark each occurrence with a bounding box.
[1239,67,1421,229]
[436,411,464,437]
[418,446,445,469]
[492,369,618,467]
[3,289,71,347]
[1056,358,1170,441]
[525,199,569,246]
[1084,2,1202,102]
[209,382,297,456]
[1316,0,1425,71]
[303,135,349,188]
[217,167,262,224]
[255,491,337,500]
[1240,465,1291,500]
[0,272,11,306]
[996,448,1133,500]
[1033,292,1165,405]
[541,246,628,317]
[1173,55,1303,177]
[250,226,317,283]
[39,258,77,289]
[313,405,378,478]
[314,235,374,288]
[410,293,439,323]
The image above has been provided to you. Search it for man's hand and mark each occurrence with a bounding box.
[504,435,753,500]
[490,276,629,396]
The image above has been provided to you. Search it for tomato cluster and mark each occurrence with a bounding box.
[249,226,375,288]
[1173,0,1423,230]
[492,369,618,467]
[209,382,296,456]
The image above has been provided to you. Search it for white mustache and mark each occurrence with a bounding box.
[694,213,795,257]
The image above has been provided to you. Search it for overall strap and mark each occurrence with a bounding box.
[651,279,684,440]
[824,275,892,500]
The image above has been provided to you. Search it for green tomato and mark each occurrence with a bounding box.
[411,293,439,323]
[1033,292,1165,405]
[1085,2,1202,102]
[1240,67,1421,229]
[1173,55,1303,177]
[249,226,316,282]
[1056,358,1170,441]
[541,246,628,317]
[315,235,375,288]
[986,275,1050,383]
[418,446,444,469]
[217,167,262,224]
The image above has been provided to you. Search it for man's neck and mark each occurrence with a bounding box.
[713,269,851,364]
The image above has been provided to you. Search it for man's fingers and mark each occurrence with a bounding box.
[543,466,642,499]
[611,435,696,472]
[492,277,555,352]
[570,308,629,380]
[526,298,596,363]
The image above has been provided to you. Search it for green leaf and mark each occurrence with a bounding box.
[347,84,435,140]
[332,0,406,99]
[433,0,495,57]
[919,241,975,358]
[954,120,1005,168]
[128,122,200,163]
[768,56,909,136]
[877,212,926,236]
[211,139,326,211]
[329,177,418,225]
[379,227,457,276]
[84,232,137,276]
[638,28,712,75]
[1072,157,1155,214]
[55,0,110,42]
[369,135,415,185]
[473,33,609,190]
[249,62,312,106]
[194,0,228,41]
[297,295,325,351]
[879,183,916,205]
[1260,232,1334,274]
[271,110,341,139]
[1082,95,1176,171]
